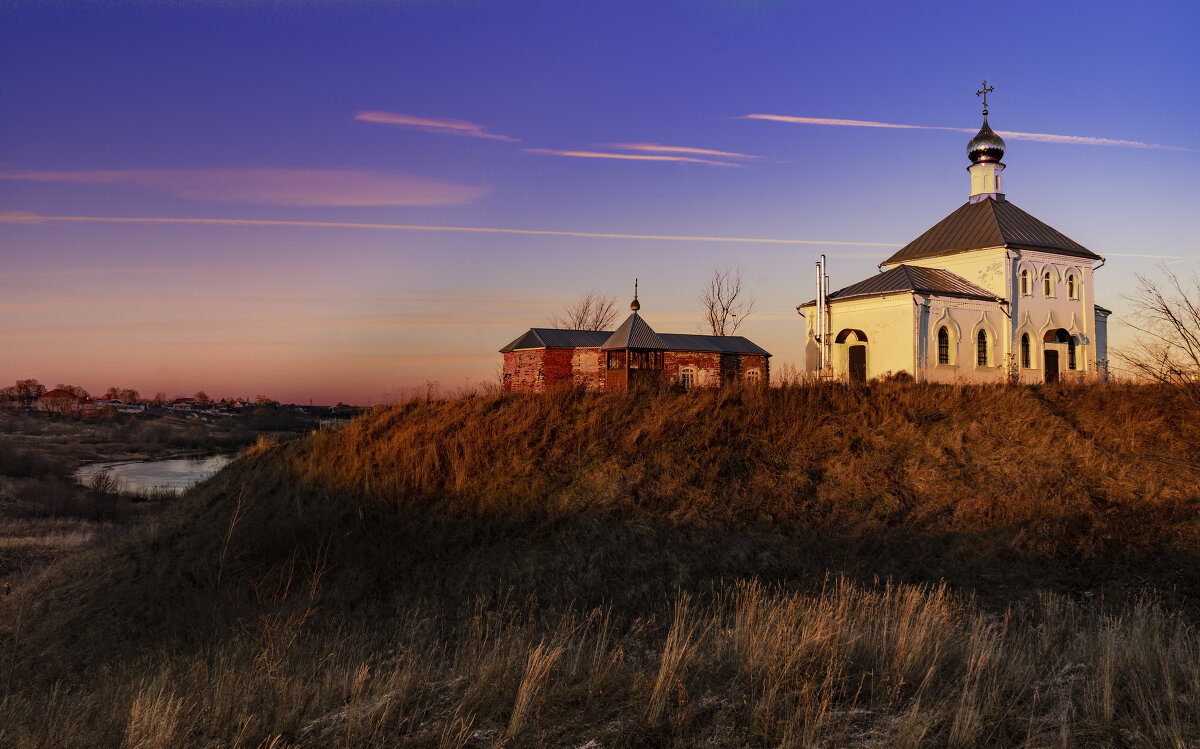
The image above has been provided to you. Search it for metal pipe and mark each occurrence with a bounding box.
[815,258,824,372]
[825,271,831,372]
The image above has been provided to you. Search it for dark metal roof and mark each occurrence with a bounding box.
[602,312,668,350]
[883,197,1101,265]
[800,264,999,307]
[500,324,770,356]
[1095,304,1113,315]
[658,334,771,356]
[499,328,612,353]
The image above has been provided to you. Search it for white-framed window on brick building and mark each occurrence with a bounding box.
[745,368,761,385]
[679,366,696,390]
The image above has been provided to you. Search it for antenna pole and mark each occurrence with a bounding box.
[816,255,827,374]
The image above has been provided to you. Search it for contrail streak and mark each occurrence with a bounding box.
[0,212,900,247]
[741,114,1190,151]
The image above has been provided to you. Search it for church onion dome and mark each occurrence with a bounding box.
[967,117,1006,163]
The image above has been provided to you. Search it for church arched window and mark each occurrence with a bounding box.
[1020,269,1029,296]
[1067,274,1076,299]
[1021,333,1031,369]
[1068,339,1077,370]
[1043,271,1053,296]
[976,330,988,366]
[937,327,950,365]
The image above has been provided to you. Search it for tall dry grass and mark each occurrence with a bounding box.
[292,381,1200,565]
[3,580,1199,747]
[2,382,1199,746]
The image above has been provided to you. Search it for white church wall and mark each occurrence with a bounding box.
[902,247,1009,297]
[821,295,915,379]
[918,296,1007,383]
[1009,249,1101,379]
[903,246,1106,382]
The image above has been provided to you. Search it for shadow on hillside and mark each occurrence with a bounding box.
[13,382,1200,690]
[21,465,1200,692]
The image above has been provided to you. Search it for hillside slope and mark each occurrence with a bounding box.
[6,383,1200,747]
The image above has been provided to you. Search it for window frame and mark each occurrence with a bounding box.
[1043,271,1053,297]
[937,326,950,365]
[1021,333,1031,369]
[1068,338,1077,370]
[1020,269,1029,296]
[679,366,695,390]
[976,329,989,367]
[1067,274,1077,300]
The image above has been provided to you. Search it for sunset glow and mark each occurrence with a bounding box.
[2,1,1196,404]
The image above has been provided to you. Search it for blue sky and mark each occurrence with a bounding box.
[2,0,1197,402]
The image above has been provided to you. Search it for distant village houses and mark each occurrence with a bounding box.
[36,388,96,414]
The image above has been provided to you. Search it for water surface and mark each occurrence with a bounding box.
[74,454,234,494]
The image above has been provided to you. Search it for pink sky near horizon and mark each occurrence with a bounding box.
[2,1,1196,404]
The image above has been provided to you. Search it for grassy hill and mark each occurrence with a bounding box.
[3,383,1200,747]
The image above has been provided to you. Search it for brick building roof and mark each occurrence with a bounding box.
[658,334,770,356]
[500,328,611,352]
[601,312,668,350]
[501,323,770,356]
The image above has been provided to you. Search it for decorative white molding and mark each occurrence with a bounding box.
[932,308,962,342]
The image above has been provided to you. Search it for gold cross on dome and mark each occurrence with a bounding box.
[976,80,994,115]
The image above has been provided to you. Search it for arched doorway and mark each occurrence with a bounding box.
[835,329,868,382]
[1042,328,1070,384]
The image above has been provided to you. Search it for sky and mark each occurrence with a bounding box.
[2,0,1197,404]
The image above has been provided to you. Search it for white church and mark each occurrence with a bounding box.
[801,88,1110,384]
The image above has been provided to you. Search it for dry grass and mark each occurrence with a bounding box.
[2,382,1199,746]
[3,581,1199,747]
[291,381,1200,561]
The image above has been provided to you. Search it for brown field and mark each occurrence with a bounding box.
[2,382,1199,747]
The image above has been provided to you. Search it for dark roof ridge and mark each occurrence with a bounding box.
[799,264,998,307]
[884,197,1101,265]
[602,312,668,350]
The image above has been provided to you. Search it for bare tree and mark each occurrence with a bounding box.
[699,266,758,336]
[1114,267,1200,409]
[13,379,44,408]
[549,290,619,331]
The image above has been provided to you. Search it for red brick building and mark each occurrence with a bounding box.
[501,299,770,393]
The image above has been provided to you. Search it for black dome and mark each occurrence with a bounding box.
[967,117,1006,163]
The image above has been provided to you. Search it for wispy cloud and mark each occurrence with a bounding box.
[354,111,518,142]
[0,168,490,206]
[598,143,762,160]
[741,114,1190,151]
[0,212,899,246]
[525,147,744,167]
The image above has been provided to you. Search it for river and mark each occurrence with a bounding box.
[74,454,234,495]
